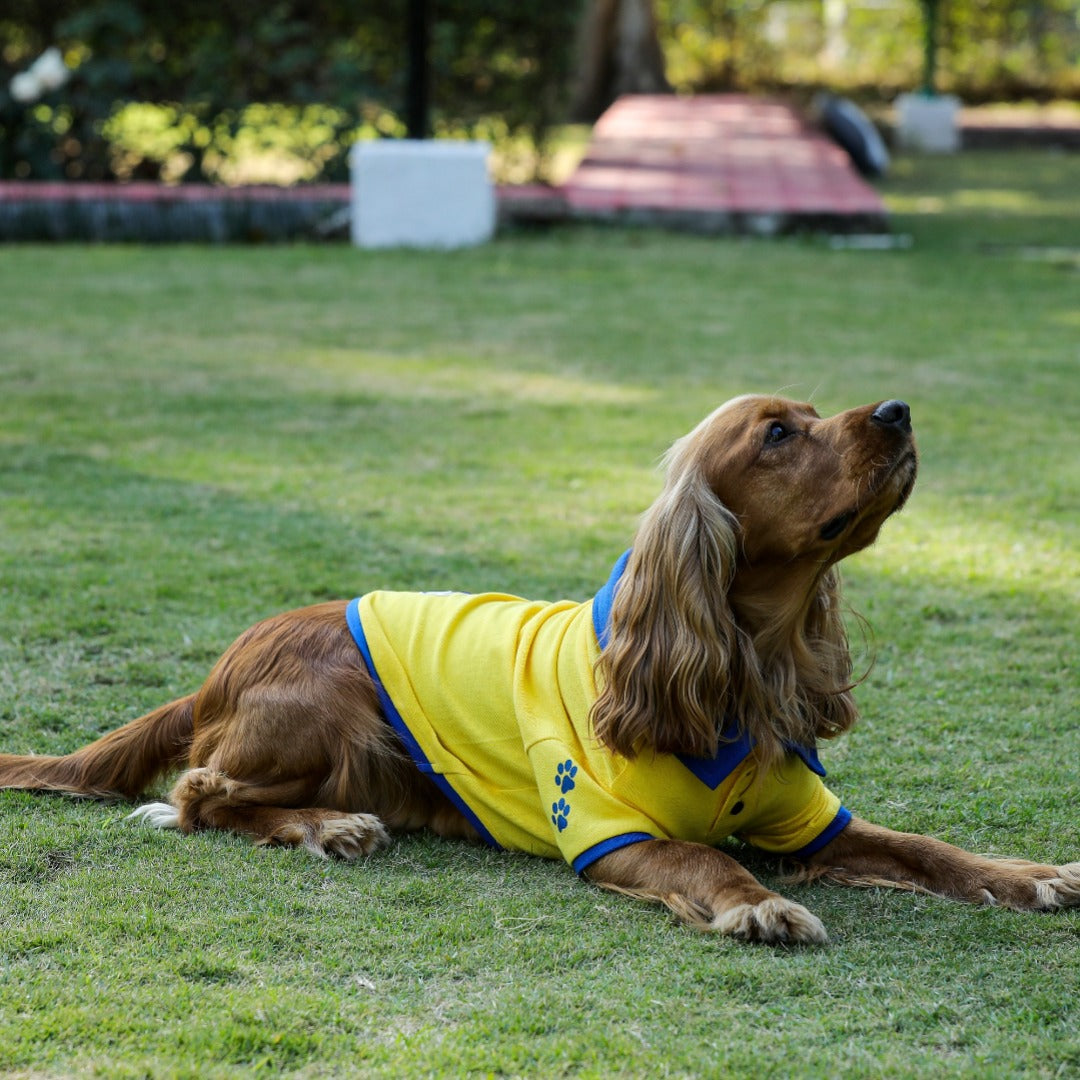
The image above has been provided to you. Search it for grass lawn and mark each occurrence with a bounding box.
[1,150,1078,1078]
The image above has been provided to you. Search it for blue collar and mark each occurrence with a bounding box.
[680,740,826,787]
[591,549,631,649]
[590,550,826,787]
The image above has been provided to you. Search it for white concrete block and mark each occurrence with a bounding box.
[895,93,961,153]
[349,140,495,249]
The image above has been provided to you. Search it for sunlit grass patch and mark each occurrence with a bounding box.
[881,150,1080,247]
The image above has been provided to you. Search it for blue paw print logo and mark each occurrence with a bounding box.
[555,759,577,794]
[551,797,571,833]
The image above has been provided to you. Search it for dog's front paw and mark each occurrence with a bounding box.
[711,896,828,945]
[979,860,1080,910]
[1033,863,1080,910]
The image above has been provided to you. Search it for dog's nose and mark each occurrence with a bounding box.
[871,399,911,432]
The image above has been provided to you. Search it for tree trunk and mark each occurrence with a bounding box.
[571,0,671,122]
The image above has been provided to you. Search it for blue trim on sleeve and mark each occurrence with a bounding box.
[345,597,501,850]
[571,832,656,875]
[592,550,631,649]
[790,805,852,859]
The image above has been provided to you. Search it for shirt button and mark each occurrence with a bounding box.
[730,800,744,815]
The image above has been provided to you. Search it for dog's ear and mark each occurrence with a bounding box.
[591,446,740,759]
[800,566,861,742]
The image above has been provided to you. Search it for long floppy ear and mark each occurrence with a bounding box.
[798,566,861,742]
[591,442,742,759]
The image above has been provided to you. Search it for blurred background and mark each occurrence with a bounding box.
[2,0,1078,187]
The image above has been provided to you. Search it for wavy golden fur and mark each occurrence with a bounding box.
[592,398,862,768]
[2,394,1078,945]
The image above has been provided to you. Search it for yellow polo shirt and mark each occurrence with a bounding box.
[346,556,850,873]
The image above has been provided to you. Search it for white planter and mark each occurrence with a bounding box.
[349,140,495,249]
[895,93,961,153]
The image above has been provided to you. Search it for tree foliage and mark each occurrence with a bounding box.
[1,1,1076,183]
[657,0,1080,101]
[0,1,584,181]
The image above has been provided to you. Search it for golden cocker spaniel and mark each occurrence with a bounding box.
[2,395,1077,944]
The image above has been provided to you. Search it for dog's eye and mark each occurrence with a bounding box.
[764,421,791,445]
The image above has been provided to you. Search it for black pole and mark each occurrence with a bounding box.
[406,0,431,139]
[921,0,939,95]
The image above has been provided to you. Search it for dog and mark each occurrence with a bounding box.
[2,395,1077,944]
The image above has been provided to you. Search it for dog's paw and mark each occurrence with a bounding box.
[305,813,391,860]
[172,766,231,801]
[980,861,1080,910]
[711,896,828,945]
[128,801,181,830]
[1033,863,1080,910]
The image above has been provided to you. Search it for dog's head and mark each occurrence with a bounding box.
[592,396,917,765]
[672,394,917,569]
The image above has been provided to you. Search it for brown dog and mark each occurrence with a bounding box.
[2,395,1077,944]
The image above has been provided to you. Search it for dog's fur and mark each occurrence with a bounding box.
[2,395,1077,944]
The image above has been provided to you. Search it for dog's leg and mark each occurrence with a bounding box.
[802,816,1080,910]
[126,603,475,856]
[587,839,828,944]
[133,767,392,859]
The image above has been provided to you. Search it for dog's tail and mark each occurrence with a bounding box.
[0,695,195,799]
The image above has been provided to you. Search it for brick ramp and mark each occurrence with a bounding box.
[557,94,887,234]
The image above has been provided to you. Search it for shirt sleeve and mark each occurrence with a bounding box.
[736,754,851,858]
[527,738,659,875]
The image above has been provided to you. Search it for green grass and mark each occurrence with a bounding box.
[1,150,1078,1078]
